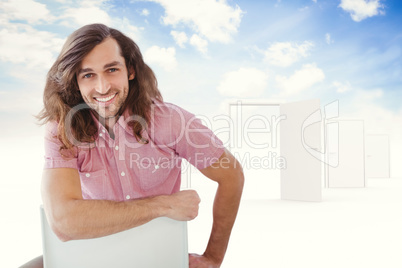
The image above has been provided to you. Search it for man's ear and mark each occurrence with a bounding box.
[128,68,135,80]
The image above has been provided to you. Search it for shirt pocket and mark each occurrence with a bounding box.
[78,169,106,200]
[136,153,176,191]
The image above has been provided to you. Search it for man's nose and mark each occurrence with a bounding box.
[94,75,111,94]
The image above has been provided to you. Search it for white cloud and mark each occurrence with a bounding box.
[276,63,325,96]
[263,41,314,67]
[144,46,177,72]
[141,8,150,16]
[170,31,209,54]
[112,17,142,43]
[0,0,55,24]
[0,0,142,83]
[58,1,141,41]
[190,34,208,54]
[60,0,112,27]
[171,31,188,48]
[150,0,243,43]
[325,33,333,44]
[217,68,268,97]
[333,81,351,93]
[339,0,384,22]
[0,24,64,70]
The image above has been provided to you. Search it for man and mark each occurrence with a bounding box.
[22,24,243,268]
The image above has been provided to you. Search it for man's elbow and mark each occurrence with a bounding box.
[46,206,78,242]
[51,222,73,242]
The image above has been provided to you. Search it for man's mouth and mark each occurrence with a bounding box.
[94,93,117,103]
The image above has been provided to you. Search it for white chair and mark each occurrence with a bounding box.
[40,205,189,268]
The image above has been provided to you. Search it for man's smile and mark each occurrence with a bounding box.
[94,93,117,104]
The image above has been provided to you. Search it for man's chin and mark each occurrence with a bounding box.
[93,110,119,120]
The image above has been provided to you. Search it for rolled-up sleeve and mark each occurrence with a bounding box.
[167,104,225,170]
[43,121,78,169]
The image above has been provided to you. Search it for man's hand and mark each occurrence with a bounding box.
[164,190,200,221]
[189,253,220,268]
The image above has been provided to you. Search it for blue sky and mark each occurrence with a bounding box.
[0,0,401,139]
[0,0,401,141]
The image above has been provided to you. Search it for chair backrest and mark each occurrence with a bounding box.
[40,205,189,268]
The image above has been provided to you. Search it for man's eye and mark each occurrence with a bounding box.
[83,73,93,79]
[109,68,117,72]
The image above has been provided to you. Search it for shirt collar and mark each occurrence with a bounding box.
[90,109,138,138]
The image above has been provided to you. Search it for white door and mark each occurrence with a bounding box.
[328,120,365,187]
[280,99,322,202]
[365,135,390,178]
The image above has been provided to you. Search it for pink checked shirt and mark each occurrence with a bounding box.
[44,101,224,202]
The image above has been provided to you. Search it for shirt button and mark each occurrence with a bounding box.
[102,129,106,133]
[115,146,119,150]
[85,173,90,178]
[121,171,125,176]
[126,195,130,200]
[155,165,159,170]
[99,133,103,137]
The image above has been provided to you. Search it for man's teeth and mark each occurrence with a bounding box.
[96,94,116,102]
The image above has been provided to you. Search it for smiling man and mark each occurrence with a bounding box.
[76,39,133,129]
[21,24,243,268]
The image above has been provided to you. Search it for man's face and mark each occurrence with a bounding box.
[77,37,134,119]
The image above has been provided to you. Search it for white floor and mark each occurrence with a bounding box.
[189,177,402,268]
[2,137,402,268]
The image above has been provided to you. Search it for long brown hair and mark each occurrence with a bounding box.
[37,24,162,153]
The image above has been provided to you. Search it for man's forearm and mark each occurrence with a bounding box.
[51,195,168,241]
[48,190,200,242]
[203,172,244,265]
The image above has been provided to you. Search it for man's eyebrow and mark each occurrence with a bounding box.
[78,67,93,74]
[104,61,124,69]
